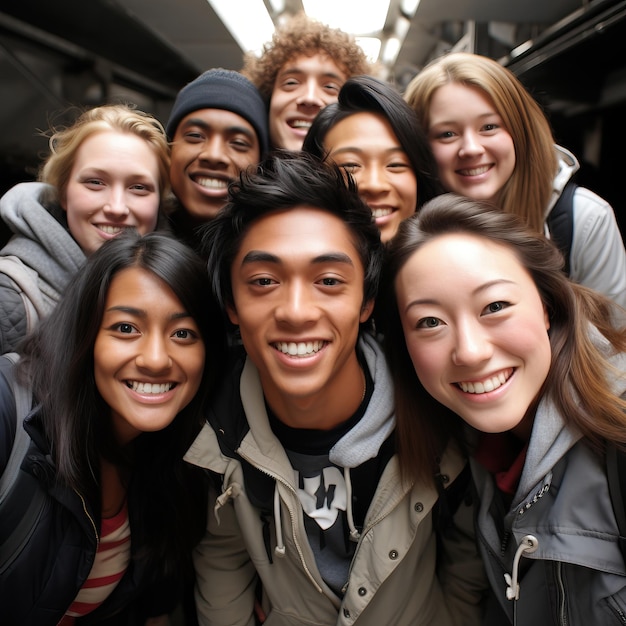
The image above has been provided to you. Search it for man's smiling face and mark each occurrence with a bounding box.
[169,109,260,222]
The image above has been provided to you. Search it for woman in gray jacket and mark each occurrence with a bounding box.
[404,52,626,309]
[382,193,626,625]
[0,103,170,352]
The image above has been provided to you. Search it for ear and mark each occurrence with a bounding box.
[543,303,550,332]
[360,299,375,324]
[226,302,239,326]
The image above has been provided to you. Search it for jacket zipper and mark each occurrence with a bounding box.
[556,561,567,625]
[237,449,324,594]
[75,488,99,545]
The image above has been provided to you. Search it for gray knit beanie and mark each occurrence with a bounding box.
[166,68,268,154]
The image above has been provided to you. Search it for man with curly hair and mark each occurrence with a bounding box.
[242,12,372,151]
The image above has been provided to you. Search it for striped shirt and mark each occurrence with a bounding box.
[59,502,131,624]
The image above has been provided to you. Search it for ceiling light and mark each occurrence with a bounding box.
[355,37,382,63]
[268,0,285,12]
[302,0,390,34]
[207,0,276,54]
[382,37,401,64]
[401,0,421,18]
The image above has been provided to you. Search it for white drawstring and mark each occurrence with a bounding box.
[344,466,361,542]
[505,535,539,601]
[273,484,286,557]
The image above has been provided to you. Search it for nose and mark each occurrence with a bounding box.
[356,165,389,196]
[198,135,228,166]
[452,320,493,366]
[458,131,484,158]
[103,186,130,218]
[275,281,319,327]
[296,80,324,108]
[135,334,173,373]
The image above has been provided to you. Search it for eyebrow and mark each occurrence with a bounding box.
[403,279,516,313]
[180,117,256,139]
[240,250,355,267]
[430,111,500,127]
[278,67,344,82]
[105,305,191,321]
[330,146,407,157]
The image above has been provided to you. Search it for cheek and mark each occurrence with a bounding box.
[397,176,418,217]
[430,143,453,168]
[134,199,160,233]
[270,92,287,115]
[187,351,206,391]
[404,335,441,388]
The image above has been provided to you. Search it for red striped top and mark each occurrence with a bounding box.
[58,502,131,624]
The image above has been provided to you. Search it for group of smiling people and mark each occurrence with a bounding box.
[1,13,626,626]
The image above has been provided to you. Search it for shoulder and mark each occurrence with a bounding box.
[0,182,54,218]
[570,187,624,254]
[0,355,19,472]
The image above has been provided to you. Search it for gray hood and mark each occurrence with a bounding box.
[515,325,626,505]
[0,182,85,304]
[545,144,580,218]
[329,332,395,468]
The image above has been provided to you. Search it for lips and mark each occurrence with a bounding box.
[126,381,176,394]
[456,368,513,394]
[96,224,130,235]
[288,119,313,130]
[457,165,492,176]
[370,206,394,219]
[192,175,229,190]
[273,340,326,356]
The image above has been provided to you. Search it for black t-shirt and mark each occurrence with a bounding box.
[267,359,375,597]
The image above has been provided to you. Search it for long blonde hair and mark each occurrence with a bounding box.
[404,52,557,234]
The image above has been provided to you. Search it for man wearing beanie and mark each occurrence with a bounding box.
[166,68,269,248]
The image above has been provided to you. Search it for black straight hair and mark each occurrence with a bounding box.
[302,74,443,208]
[201,151,384,314]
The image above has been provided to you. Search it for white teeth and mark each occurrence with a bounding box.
[291,120,312,129]
[274,340,324,356]
[371,207,393,218]
[99,225,125,235]
[458,370,510,394]
[127,381,174,394]
[460,165,490,176]
[196,177,227,189]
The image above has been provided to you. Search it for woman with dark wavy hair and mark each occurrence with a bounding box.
[0,230,225,626]
[381,192,626,625]
[303,74,442,243]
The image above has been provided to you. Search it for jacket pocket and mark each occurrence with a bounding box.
[606,592,626,624]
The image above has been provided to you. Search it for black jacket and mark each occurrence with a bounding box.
[0,360,179,626]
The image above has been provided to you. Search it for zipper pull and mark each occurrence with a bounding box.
[505,535,539,601]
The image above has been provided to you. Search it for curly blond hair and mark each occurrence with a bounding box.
[242,12,372,100]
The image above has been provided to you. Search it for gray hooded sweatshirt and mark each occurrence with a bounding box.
[0,182,84,351]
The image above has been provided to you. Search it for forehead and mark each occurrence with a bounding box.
[175,108,257,136]
[234,205,362,266]
[400,232,533,289]
[105,266,175,304]
[325,112,400,148]
[430,83,497,119]
[72,130,155,164]
[275,52,347,82]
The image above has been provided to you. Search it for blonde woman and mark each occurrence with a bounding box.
[0,104,170,351]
